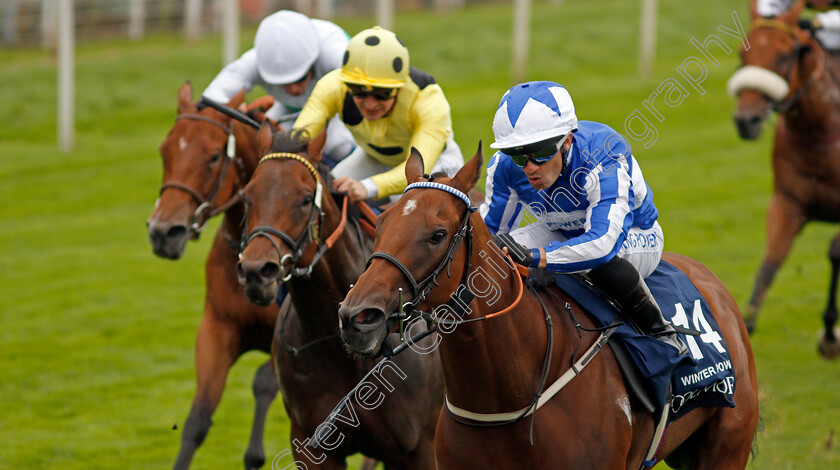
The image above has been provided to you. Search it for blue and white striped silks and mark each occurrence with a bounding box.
[480,120,659,273]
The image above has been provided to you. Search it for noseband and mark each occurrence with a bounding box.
[241,152,348,281]
[159,113,247,237]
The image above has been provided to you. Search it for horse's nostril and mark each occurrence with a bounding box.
[749,116,763,125]
[353,308,384,326]
[260,262,280,281]
[166,225,188,240]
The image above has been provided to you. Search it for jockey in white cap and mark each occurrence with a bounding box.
[202,10,355,164]
[757,0,840,49]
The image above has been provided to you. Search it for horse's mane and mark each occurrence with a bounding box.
[269,128,309,155]
[427,171,449,181]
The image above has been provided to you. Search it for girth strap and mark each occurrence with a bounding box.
[444,321,619,423]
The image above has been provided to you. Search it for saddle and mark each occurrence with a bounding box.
[543,260,737,421]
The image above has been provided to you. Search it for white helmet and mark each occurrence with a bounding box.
[254,11,319,84]
[490,81,578,150]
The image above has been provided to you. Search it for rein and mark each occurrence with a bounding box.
[159,112,249,238]
[750,19,827,113]
[368,182,477,324]
[241,152,349,281]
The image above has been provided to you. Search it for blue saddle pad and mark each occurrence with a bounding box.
[554,260,736,420]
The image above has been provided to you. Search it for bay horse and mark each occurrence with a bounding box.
[338,148,759,469]
[236,123,442,469]
[147,81,280,469]
[728,0,840,358]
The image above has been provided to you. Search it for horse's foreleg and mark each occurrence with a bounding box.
[282,421,349,470]
[244,360,280,469]
[819,232,840,359]
[173,317,240,470]
[745,193,806,333]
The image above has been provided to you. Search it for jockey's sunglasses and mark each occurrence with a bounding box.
[505,140,563,168]
[347,84,397,101]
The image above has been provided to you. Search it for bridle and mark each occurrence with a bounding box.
[749,18,826,113]
[368,181,621,433]
[240,152,349,282]
[367,182,478,325]
[158,112,248,238]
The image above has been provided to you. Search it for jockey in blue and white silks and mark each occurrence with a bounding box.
[482,81,686,355]
[481,119,662,277]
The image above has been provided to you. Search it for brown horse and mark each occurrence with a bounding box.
[729,0,840,357]
[338,148,759,469]
[147,81,280,469]
[236,123,442,469]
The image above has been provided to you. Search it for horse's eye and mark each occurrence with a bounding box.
[301,195,314,206]
[209,152,222,163]
[429,230,447,245]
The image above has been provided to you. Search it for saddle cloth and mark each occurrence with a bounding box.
[554,259,736,420]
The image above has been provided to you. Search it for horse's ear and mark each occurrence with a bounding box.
[177,80,193,114]
[405,147,426,183]
[778,0,804,24]
[228,88,247,109]
[748,0,759,21]
[307,127,327,165]
[449,141,483,194]
[257,120,274,156]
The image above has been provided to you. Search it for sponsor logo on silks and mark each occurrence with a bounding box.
[545,218,586,231]
[621,232,659,250]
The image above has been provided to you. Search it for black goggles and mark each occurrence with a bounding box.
[505,140,563,168]
[347,84,397,101]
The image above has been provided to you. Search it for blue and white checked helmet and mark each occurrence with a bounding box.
[490,81,578,150]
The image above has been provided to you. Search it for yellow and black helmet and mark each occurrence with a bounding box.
[340,26,409,88]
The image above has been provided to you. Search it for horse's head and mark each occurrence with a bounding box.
[728,0,812,139]
[338,146,483,357]
[147,81,262,259]
[236,122,329,306]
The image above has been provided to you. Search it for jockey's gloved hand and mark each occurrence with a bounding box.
[493,232,533,267]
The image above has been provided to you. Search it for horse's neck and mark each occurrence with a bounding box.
[221,202,245,242]
[436,243,558,412]
[288,201,370,335]
[787,47,840,133]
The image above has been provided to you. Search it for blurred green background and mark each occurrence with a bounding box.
[1,1,838,468]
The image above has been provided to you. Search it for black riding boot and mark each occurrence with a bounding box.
[588,257,688,356]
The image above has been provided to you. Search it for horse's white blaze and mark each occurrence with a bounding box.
[727,65,790,100]
[179,137,187,151]
[402,199,417,216]
[617,395,632,425]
